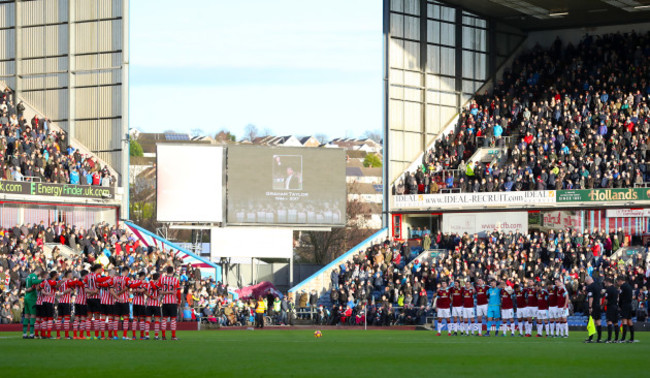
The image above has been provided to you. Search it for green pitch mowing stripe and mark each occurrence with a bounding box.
[0,331,647,377]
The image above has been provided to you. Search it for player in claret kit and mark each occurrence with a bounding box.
[56,270,75,339]
[513,283,527,337]
[555,279,569,338]
[113,267,132,340]
[461,281,476,336]
[547,281,558,337]
[474,278,489,336]
[434,280,452,336]
[129,272,148,340]
[71,270,89,339]
[145,273,162,340]
[535,282,550,337]
[450,279,463,336]
[159,266,181,340]
[524,279,538,337]
[500,282,515,336]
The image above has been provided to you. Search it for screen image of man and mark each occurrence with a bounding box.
[285,167,301,190]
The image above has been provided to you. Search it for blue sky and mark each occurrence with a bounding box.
[130,0,383,141]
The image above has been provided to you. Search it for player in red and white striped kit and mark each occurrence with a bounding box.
[129,272,148,340]
[145,273,162,340]
[159,266,180,340]
[85,264,103,339]
[39,271,59,339]
[112,268,132,340]
[34,270,48,338]
[71,270,89,339]
[97,272,117,339]
[56,270,75,339]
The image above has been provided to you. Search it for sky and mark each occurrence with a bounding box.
[130,0,383,141]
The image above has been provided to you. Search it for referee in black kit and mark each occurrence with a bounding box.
[604,278,619,343]
[584,276,603,343]
[617,276,638,343]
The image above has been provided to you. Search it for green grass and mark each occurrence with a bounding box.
[0,330,647,377]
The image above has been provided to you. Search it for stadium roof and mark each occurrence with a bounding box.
[441,0,650,31]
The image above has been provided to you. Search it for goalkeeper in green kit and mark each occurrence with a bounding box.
[23,269,42,339]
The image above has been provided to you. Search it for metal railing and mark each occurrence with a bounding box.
[475,135,512,149]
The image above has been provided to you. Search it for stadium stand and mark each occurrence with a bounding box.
[395,31,650,194]
[0,85,116,186]
[0,221,229,324]
[316,228,648,326]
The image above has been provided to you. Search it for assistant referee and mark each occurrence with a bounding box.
[617,276,637,343]
[603,278,619,343]
[584,276,603,343]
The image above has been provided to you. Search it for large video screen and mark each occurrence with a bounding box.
[157,144,224,223]
[226,146,346,226]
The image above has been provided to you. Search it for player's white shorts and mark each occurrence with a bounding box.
[451,307,462,318]
[537,309,548,320]
[501,308,514,320]
[463,307,475,319]
[556,308,568,319]
[549,306,558,318]
[437,308,451,319]
[476,304,488,318]
[526,307,537,318]
[515,307,527,319]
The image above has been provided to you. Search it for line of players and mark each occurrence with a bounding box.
[23,264,181,340]
[433,278,570,337]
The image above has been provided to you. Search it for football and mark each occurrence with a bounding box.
[314,330,322,338]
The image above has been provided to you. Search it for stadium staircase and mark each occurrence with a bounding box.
[289,228,388,307]
[0,80,119,184]
[611,246,646,265]
[466,146,508,166]
[123,221,224,283]
[43,243,82,260]
[405,248,447,270]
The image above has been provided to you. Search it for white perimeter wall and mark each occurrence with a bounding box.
[442,211,528,237]
[211,226,293,259]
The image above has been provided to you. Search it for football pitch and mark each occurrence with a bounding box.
[0,330,647,377]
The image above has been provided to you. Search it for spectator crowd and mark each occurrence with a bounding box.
[0,221,235,325]
[0,87,114,186]
[396,31,650,195]
[325,228,649,326]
